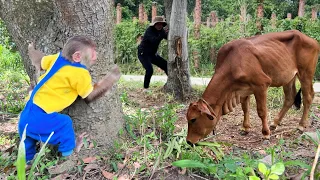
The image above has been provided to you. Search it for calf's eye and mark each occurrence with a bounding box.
[191,118,196,123]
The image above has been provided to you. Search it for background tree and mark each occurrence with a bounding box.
[165,0,192,101]
[0,0,124,157]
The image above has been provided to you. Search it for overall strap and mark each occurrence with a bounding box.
[30,53,87,101]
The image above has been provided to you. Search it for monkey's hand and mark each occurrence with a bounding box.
[84,65,121,103]
[28,41,45,70]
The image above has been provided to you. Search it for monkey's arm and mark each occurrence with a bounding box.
[84,65,121,103]
[28,42,45,70]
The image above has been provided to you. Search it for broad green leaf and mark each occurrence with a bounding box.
[269,174,280,179]
[172,160,207,168]
[249,176,260,180]
[270,162,285,175]
[224,163,237,173]
[17,124,28,180]
[258,162,268,175]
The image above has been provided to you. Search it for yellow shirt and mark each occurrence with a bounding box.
[30,53,93,113]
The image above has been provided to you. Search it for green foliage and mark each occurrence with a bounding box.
[115,20,147,64]
[0,20,15,51]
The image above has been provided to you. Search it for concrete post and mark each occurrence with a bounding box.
[116,3,122,24]
[152,2,157,21]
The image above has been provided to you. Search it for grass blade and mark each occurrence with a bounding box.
[172,159,208,169]
[16,124,28,180]
[27,131,54,180]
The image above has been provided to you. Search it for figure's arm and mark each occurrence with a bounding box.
[144,27,164,44]
[84,65,121,103]
[28,42,45,70]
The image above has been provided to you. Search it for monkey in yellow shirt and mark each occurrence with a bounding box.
[19,36,120,163]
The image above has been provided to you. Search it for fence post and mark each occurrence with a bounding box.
[116,3,122,24]
[256,1,264,32]
[206,16,210,27]
[139,3,144,23]
[298,0,305,17]
[287,13,292,20]
[271,13,276,29]
[152,2,157,21]
[240,4,247,34]
[312,7,317,20]
[210,11,217,28]
[193,0,201,69]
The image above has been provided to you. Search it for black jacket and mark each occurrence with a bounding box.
[138,26,168,55]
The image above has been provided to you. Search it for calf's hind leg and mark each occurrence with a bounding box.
[298,76,315,131]
[270,78,297,130]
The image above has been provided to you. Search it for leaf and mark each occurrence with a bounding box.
[249,176,261,180]
[270,162,285,175]
[17,124,27,180]
[29,131,54,179]
[196,141,221,147]
[258,162,268,175]
[172,160,208,169]
[269,174,280,180]
[284,160,311,169]
[82,157,97,164]
[101,170,115,180]
[224,163,237,173]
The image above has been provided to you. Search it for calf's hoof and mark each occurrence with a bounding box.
[239,129,249,136]
[269,124,277,131]
[297,125,305,132]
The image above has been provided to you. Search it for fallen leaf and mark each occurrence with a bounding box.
[82,157,97,164]
[84,164,99,172]
[178,168,187,175]
[101,170,115,180]
[51,173,69,180]
[133,162,141,169]
[118,162,125,169]
[118,174,130,180]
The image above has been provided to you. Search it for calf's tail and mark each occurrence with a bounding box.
[294,88,302,109]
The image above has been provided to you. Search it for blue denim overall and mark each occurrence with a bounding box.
[18,54,86,162]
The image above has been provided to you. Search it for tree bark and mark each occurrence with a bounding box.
[165,0,192,101]
[164,0,173,24]
[0,0,124,157]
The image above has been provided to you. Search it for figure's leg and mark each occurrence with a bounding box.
[270,78,297,130]
[24,136,37,163]
[152,54,168,75]
[138,54,154,89]
[240,96,251,134]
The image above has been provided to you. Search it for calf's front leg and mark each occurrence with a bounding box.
[254,89,271,139]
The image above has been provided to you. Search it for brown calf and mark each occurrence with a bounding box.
[186,30,320,144]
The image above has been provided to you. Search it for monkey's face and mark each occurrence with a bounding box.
[80,47,97,68]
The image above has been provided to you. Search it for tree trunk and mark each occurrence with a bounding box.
[164,0,173,24]
[298,0,305,17]
[0,0,124,157]
[165,0,192,101]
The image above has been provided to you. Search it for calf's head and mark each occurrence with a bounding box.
[186,99,218,145]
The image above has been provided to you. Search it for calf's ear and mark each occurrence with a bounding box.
[197,102,215,120]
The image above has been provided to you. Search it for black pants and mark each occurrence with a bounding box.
[138,49,168,88]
